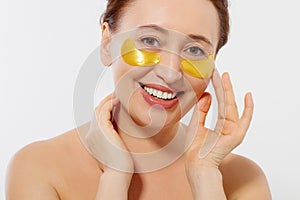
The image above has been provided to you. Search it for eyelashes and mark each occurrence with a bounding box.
[141,37,160,48]
[184,46,206,58]
[139,36,207,59]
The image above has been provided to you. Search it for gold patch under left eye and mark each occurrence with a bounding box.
[121,39,161,66]
[181,55,215,78]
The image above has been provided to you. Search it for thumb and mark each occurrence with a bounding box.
[186,93,212,153]
[188,92,212,130]
[197,92,212,127]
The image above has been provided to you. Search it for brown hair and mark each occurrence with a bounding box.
[100,0,230,54]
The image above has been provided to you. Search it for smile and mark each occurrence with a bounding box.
[143,86,176,100]
[138,82,184,109]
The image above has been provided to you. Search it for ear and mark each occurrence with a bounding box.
[100,22,112,66]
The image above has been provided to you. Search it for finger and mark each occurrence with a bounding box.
[186,93,211,154]
[238,92,254,133]
[97,98,123,147]
[197,92,212,126]
[98,97,120,125]
[187,103,200,131]
[212,69,226,134]
[93,95,119,139]
[222,72,239,121]
[87,97,133,173]
[212,69,225,120]
[95,93,116,115]
[188,92,211,130]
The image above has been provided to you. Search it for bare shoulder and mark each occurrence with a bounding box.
[220,153,272,200]
[6,123,101,199]
[5,138,61,199]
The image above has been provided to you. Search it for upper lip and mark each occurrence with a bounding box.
[138,82,184,96]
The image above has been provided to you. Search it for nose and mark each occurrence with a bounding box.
[153,52,182,84]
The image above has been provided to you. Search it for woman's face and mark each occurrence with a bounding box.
[103,0,220,127]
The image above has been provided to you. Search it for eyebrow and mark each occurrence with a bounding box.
[137,24,169,34]
[137,24,213,47]
[188,34,213,47]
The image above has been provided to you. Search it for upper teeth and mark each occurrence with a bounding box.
[143,86,176,100]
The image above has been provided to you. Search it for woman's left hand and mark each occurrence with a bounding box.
[184,70,254,199]
[185,70,254,168]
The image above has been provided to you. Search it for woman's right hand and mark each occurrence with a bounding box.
[79,94,134,199]
[83,94,134,173]
[84,93,134,174]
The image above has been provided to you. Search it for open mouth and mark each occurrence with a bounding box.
[139,82,184,101]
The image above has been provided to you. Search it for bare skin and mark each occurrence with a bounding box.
[6,123,271,200]
[6,0,272,199]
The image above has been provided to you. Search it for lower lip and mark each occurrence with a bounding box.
[140,87,179,109]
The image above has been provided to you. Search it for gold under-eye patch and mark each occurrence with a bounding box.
[121,38,215,78]
[121,39,161,66]
[181,54,215,78]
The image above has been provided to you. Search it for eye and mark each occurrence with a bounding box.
[141,37,160,48]
[185,46,205,57]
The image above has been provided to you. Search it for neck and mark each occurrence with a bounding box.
[112,105,183,153]
[112,105,190,173]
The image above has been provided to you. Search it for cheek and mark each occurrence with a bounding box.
[188,76,210,100]
[111,60,154,112]
[111,59,154,86]
[111,60,135,111]
[111,60,131,86]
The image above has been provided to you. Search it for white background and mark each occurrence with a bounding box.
[1,0,300,199]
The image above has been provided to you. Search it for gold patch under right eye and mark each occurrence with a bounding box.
[181,55,215,78]
[121,39,161,67]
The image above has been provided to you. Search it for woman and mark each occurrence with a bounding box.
[6,0,272,199]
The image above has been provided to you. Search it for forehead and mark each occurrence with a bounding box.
[117,0,220,50]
